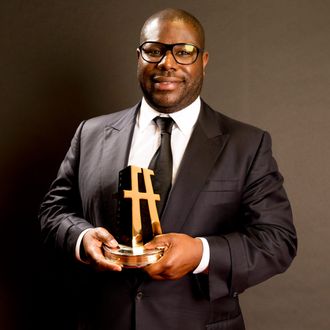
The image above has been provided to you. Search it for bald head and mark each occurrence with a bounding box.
[140,8,205,48]
[137,8,209,113]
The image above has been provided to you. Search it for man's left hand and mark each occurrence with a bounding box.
[143,233,203,280]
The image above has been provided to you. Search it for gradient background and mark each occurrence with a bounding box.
[1,0,330,329]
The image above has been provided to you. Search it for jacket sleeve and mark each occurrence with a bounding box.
[206,131,297,301]
[38,121,94,257]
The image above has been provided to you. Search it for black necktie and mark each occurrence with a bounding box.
[149,117,175,217]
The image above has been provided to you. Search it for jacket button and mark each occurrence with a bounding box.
[136,291,143,300]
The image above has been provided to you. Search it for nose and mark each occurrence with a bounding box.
[158,50,177,69]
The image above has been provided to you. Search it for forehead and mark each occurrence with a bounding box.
[142,18,201,46]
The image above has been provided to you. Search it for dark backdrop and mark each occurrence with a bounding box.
[1,1,330,329]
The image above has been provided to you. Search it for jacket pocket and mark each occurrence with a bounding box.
[201,180,240,205]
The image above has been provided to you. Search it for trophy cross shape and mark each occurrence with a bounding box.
[123,166,162,253]
[103,165,164,267]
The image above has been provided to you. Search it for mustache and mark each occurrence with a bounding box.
[154,72,174,76]
[152,73,184,82]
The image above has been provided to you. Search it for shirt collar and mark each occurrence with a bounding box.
[138,97,201,135]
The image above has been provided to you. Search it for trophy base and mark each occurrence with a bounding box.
[103,244,164,268]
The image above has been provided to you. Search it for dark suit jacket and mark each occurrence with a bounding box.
[39,101,297,330]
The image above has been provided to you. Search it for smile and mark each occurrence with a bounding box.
[152,76,183,91]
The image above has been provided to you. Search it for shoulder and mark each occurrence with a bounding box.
[83,104,139,131]
[70,104,139,139]
[68,104,139,146]
[201,101,268,143]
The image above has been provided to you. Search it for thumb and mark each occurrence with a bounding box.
[94,227,119,248]
[144,234,169,250]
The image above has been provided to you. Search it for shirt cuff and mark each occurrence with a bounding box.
[75,228,93,262]
[193,237,210,274]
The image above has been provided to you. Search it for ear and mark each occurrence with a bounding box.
[202,51,209,70]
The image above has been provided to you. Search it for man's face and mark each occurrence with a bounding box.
[137,19,209,113]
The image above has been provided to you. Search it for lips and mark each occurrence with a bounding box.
[152,75,183,91]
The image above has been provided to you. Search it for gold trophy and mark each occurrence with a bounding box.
[102,165,164,267]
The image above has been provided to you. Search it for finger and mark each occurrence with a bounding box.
[144,234,170,250]
[94,227,119,248]
[145,273,168,281]
[144,261,177,280]
[92,256,122,272]
[82,228,122,271]
[144,249,175,277]
[144,263,165,280]
[87,242,122,272]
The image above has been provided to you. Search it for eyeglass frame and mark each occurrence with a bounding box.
[138,41,204,65]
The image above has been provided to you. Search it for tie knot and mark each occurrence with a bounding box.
[154,117,174,134]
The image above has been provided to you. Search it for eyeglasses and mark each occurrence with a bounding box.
[139,42,203,65]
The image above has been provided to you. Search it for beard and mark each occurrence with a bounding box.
[139,74,204,113]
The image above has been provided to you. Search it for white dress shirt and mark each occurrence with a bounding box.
[76,97,210,273]
[128,97,200,182]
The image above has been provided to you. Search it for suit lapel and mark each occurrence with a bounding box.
[161,102,229,233]
[100,105,139,220]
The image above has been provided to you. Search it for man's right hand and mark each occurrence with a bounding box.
[81,227,122,272]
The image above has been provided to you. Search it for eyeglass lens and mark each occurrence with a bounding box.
[141,43,199,64]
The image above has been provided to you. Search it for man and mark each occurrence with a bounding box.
[39,8,297,330]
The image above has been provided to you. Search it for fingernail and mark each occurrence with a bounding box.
[110,239,118,247]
